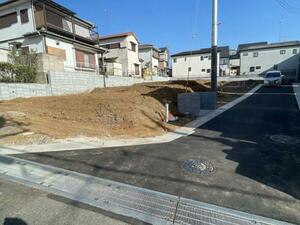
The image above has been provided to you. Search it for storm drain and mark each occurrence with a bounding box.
[0,155,292,225]
[270,135,300,145]
[182,159,215,176]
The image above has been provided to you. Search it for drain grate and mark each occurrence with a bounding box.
[0,155,292,225]
[270,135,300,145]
[182,159,215,176]
[174,200,259,225]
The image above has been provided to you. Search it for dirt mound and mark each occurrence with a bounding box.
[0,80,262,144]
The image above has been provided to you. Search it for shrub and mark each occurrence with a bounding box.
[0,48,38,83]
[0,62,15,82]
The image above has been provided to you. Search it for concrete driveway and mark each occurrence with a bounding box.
[14,86,300,224]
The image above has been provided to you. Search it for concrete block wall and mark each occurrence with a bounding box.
[177,93,201,117]
[0,71,169,100]
[0,83,51,100]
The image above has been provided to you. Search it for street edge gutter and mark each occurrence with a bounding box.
[0,154,294,225]
[0,84,263,155]
[293,83,300,110]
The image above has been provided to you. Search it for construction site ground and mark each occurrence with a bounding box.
[0,80,262,145]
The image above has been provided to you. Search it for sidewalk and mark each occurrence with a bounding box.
[0,178,131,225]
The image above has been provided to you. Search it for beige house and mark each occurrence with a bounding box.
[98,32,141,77]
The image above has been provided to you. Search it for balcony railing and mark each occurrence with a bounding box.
[35,6,98,44]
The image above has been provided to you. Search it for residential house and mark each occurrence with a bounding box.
[0,0,104,83]
[98,32,141,77]
[239,41,300,76]
[171,46,230,79]
[159,47,170,76]
[229,51,240,76]
[139,44,160,77]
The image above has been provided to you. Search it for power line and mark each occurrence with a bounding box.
[275,0,300,14]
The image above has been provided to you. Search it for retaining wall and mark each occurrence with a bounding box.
[0,71,170,100]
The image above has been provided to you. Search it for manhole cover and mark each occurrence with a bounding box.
[270,135,300,145]
[182,159,215,176]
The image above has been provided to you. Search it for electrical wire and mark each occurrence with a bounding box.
[275,0,300,14]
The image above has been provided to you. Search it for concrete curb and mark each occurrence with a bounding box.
[0,84,263,155]
[293,84,300,110]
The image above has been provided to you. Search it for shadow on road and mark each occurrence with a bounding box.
[3,218,27,225]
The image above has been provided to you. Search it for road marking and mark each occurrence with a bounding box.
[0,154,292,225]
[293,84,300,110]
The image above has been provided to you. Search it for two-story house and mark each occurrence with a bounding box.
[139,44,160,77]
[0,0,104,82]
[171,46,230,79]
[239,41,300,77]
[158,47,170,76]
[98,32,141,77]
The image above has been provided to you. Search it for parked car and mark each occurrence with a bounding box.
[264,71,283,87]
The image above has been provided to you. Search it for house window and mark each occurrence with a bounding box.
[200,56,204,61]
[0,12,18,29]
[208,56,211,60]
[188,67,191,72]
[75,49,96,69]
[256,66,261,70]
[201,69,205,72]
[173,58,177,63]
[253,52,259,57]
[130,42,136,52]
[20,9,29,24]
[104,43,121,49]
[250,67,255,72]
[293,49,298,54]
[280,50,286,55]
[207,69,211,73]
[243,52,248,56]
[185,58,187,62]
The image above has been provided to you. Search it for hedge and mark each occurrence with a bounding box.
[0,62,36,83]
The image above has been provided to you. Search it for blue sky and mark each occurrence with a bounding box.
[57,0,299,54]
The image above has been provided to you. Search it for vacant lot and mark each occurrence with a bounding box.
[0,80,261,145]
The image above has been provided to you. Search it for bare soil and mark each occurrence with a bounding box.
[0,80,262,145]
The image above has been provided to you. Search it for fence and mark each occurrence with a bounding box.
[0,71,170,101]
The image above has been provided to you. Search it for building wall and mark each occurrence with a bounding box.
[45,37,75,71]
[126,35,141,76]
[99,35,140,76]
[172,53,221,78]
[139,48,159,75]
[240,46,300,75]
[0,0,35,49]
[0,48,9,62]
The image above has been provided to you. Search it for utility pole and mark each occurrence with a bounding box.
[211,0,218,92]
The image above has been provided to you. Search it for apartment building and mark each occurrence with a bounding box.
[98,32,141,77]
[171,46,230,79]
[239,41,300,76]
[139,44,160,77]
[0,0,104,82]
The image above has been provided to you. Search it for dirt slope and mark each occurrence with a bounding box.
[0,80,260,144]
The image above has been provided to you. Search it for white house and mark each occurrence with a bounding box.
[0,0,104,82]
[171,46,230,79]
[98,32,141,77]
[139,44,160,77]
[239,41,300,76]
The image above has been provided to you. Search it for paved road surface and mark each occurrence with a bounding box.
[14,86,300,224]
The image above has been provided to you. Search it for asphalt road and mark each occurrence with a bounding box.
[14,86,300,224]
